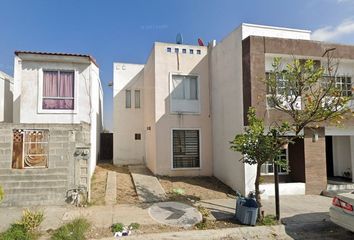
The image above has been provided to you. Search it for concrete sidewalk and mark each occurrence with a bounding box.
[98,225,291,240]
[0,203,154,232]
[129,165,166,202]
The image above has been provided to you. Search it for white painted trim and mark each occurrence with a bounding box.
[37,68,79,114]
[170,127,202,170]
[242,23,311,34]
[169,72,201,114]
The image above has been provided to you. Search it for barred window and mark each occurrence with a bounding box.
[12,129,49,169]
[172,130,200,168]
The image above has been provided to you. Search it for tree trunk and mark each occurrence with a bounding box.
[255,163,263,221]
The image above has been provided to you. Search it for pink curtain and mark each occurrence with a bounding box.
[59,72,74,97]
[43,71,74,110]
[43,71,58,97]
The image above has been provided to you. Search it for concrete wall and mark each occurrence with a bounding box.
[0,71,13,123]
[13,54,103,178]
[332,136,351,177]
[0,123,91,206]
[153,42,212,176]
[144,50,157,172]
[241,23,311,40]
[113,63,145,165]
[209,26,248,194]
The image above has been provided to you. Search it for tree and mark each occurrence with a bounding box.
[231,55,352,220]
[230,108,290,218]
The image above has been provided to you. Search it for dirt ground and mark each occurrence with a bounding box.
[158,176,236,201]
[90,164,139,205]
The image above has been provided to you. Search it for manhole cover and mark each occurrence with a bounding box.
[148,201,202,227]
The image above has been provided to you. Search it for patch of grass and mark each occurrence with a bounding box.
[197,205,210,218]
[111,223,124,233]
[0,223,39,240]
[128,223,140,230]
[51,218,90,240]
[259,215,278,226]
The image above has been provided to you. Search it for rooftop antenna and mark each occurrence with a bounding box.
[198,38,204,46]
[176,33,183,44]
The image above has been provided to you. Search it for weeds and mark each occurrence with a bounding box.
[51,218,90,240]
[18,209,44,232]
[111,223,124,233]
[259,214,278,226]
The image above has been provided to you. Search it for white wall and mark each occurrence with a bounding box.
[241,23,311,40]
[333,136,352,177]
[210,26,248,194]
[0,71,13,122]
[113,63,145,165]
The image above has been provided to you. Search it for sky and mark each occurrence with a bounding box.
[1,0,354,131]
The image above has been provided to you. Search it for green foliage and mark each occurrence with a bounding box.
[18,209,44,232]
[111,223,124,233]
[230,107,290,167]
[51,218,90,240]
[172,188,185,195]
[0,185,4,203]
[128,223,140,230]
[259,215,278,226]
[194,218,208,230]
[267,57,351,134]
[0,224,39,240]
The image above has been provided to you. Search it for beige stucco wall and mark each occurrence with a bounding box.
[144,50,157,172]
[152,42,212,176]
[209,26,249,194]
[0,71,13,123]
[113,63,145,165]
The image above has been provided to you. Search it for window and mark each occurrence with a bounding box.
[135,90,141,108]
[12,129,49,169]
[182,49,187,54]
[175,48,179,53]
[172,130,200,168]
[190,49,194,54]
[171,75,198,100]
[260,149,288,175]
[167,47,172,53]
[43,70,74,110]
[335,76,352,97]
[135,133,141,140]
[265,72,300,109]
[126,90,131,108]
[196,50,201,55]
[170,74,200,113]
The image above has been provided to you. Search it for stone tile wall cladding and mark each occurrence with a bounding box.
[0,123,91,207]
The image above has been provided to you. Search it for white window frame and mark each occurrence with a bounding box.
[265,72,301,110]
[261,149,289,175]
[134,89,141,108]
[170,128,201,170]
[169,73,200,114]
[38,68,79,114]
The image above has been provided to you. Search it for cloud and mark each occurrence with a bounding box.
[312,19,354,41]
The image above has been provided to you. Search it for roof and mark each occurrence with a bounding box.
[14,50,98,67]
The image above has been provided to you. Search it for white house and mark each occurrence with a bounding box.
[13,51,104,177]
[0,71,13,123]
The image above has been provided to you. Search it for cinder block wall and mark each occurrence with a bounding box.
[0,123,91,207]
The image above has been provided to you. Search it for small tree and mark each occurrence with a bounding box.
[230,108,290,218]
[231,55,352,220]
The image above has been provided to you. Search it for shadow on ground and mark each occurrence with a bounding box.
[282,212,354,240]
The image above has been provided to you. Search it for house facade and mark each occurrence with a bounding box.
[0,71,13,123]
[114,43,213,176]
[114,23,354,196]
[0,51,103,206]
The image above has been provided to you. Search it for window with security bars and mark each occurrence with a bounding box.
[261,149,288,175]
[12,129,49,169]
[322,75,352,97]
[172,130,200,168]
